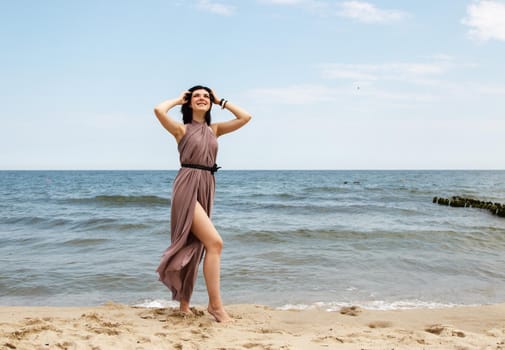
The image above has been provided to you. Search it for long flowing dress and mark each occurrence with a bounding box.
[156,120,218,302]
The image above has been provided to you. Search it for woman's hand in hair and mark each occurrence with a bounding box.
[210,89,221,105]
[179,90,191,105]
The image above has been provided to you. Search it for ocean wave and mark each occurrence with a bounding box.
[231,228,370,243]
[1,284,54,297]
[0,236,40,245]
[257,203,339,212]
[302,186,353,194]
[246,192,304,200]
[131,298,468,311]
[2,215,152,233]
[70,219,151,232]
[3,216,71,228]
[63,238,110,246]
[230,228,470,244]
[242,187,351,200]
[222,199,422,216]
[67,195,170,206]
[277,300,471,311]
[133,299,179,308]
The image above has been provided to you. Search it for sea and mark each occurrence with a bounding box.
[1,170,504,311]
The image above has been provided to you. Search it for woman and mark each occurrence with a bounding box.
[154,85,251,322]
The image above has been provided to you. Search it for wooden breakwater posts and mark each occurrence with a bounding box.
[433,196,505,218]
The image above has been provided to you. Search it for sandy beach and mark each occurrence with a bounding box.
[1,302,504,350]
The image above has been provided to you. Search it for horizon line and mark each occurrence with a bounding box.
[1,168,504,172]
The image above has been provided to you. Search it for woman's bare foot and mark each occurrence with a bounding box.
[180,300,191,315]
[207,304,233,323]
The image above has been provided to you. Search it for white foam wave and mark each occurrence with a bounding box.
[133,299,179,308]
[277,300,475,312]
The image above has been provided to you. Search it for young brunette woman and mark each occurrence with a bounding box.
[154,85,251,322]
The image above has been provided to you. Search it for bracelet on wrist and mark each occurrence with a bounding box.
[222,100,228,109]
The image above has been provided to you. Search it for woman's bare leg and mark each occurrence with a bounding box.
[191,201,232,322]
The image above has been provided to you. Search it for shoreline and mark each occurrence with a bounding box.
[1,302,504,349]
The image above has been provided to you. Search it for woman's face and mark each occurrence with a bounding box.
[190,89,211,112]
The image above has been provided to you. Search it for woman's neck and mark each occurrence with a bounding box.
[192,111,206,124]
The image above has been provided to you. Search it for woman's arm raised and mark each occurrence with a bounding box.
[211,91,252,137]
[154,91,188,143]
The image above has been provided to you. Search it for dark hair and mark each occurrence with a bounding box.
[181,85,214,125]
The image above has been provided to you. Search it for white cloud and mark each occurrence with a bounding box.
[320,62,448,83]
[262,0,306,4]
[337,1,408,23]
[247,84,342,104]
[260,0,322,5]
[249,58,505,108]
[261,0,406,20]
[462,0,505,41]
[259,0,328,13]
[474,83,505,95]
[247,83,438,105]
[197,0,235,16]
[427,54,455,61]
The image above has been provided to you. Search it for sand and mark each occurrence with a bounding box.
[1,302,504,350]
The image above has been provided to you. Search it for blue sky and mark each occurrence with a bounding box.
[1,0,505,170]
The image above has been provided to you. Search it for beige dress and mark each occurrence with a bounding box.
[156,120,218,302]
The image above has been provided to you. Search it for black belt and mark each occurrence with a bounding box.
[181,163,221,175]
